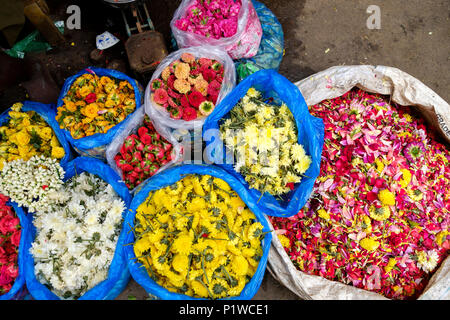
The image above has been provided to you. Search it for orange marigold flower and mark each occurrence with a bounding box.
[173,79,191,94]
[174,62,191,80]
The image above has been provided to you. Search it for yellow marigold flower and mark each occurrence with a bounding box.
[435,231,448,246]
[359,237,380,251]
[172,232,193,255]
[161,66,171,81]
[403,113,413,122]
[375,159,384,172]
[16,130,30,146]
[134,237,151,257]
[378,189,396,206]
[294,156,312,175]
[191,280,209,298]
[317,209,330,220]
[399,168,412,188]
[384,258,397,273]
[38,127,53,141]
[408,189,423,201]
[172,254,189,273]
[231,255,248,276]
[278,234,290,248]
[51,146,65,159]
[174,62,190,80]
[194,79,208,96]
[209,278,229,299]
[173,78,191,94]
[369,205,390,221]
[84,103,99,118]
[65,100,77,112]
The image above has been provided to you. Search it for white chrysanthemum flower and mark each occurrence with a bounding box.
[416,250,439,273]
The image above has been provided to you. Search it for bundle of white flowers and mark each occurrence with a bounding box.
[0,155,65,213]
[30,172,126,299]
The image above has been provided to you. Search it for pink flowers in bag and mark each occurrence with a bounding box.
[175,0,242,39]
[0,194,21,295]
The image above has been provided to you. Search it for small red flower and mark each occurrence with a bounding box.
[85,92,97,104]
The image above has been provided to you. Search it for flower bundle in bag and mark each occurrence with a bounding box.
[267,65,450,300]
[203,69,324,217]
[171,0,262,60]
[0,101,72,169]
[106,107,183,193]
[0,197,28,300]
[56,67,143,160]
[23,157,132,300]
[145,46,236,130]
[123,164,272,300]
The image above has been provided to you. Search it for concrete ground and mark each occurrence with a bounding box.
[1,0,448,300]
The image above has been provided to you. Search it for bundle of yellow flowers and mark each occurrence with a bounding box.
[56,73,137,139]
[132,174,265,299]
[219,87,312,197]
[0,102,65,170]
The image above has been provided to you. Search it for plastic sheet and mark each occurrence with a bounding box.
[122,164,272,300]
[0,100,73,168]
[105,107,184,194]
[23,157,132,300]
[56,67,143,160]
[0,201,29,300]
[170,0,262,60]
[202,69,324,218]
[235,0,284,82]
[145,45,236,131]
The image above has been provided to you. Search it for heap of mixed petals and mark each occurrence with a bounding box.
[150,52,224,121]
[174,0,241,39]
[132,174,265,299]
[30,172,125,299]
[0,155,65,213]
[0,102,65,170]
[270,88,449,300]
[220,87,312,196]
[56,73,136,139]
[114,114,175,190]
[0,194,21,295]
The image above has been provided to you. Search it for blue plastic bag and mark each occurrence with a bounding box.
[202,69,324,218]
[235,1,284,82]
[23,157,132,300]
[123,164,272,300]
[56,67,143,160]
[0,201,29,300]
[0,101,73,168]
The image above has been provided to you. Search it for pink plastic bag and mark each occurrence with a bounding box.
[171,0,262,60]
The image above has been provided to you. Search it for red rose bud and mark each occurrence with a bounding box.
[139,134,151,145]
[286,183,295,190]
[121,163,134,172]
[146,152,156,162]
[138,126,149,138]
[42,185,48,190]
[131,151,143,163]
[161,141,173,152]
[135,141,145,152]
[85,92,97,104]
[124,136,136,151]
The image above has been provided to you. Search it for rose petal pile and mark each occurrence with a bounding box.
[174,0,241,39]
[0,194,21,295]
[133,174,264,299]
[270,89,450,300]
[150,52,224,121]
[56,73,137,139]
[0,102,65,170]
[114,115,175,190]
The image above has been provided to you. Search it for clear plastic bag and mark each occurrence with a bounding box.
[170,0,262,60]
[144,45,236,131]
[105,107,183,194]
